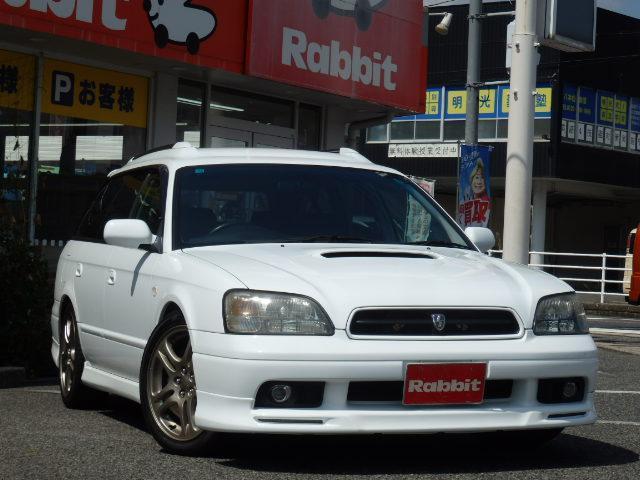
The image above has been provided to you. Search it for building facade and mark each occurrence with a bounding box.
[361,3,640,260]
[0,0,426,252]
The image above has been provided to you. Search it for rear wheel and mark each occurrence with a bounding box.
[140,311,215,455]
[59,305,95,408]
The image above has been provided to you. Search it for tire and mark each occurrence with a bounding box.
[58,304,95,408]
[355,0,373,31]
[140,311,215,455]
[312,0,331,19]
[186,32,200,55]
[155,25,169,49]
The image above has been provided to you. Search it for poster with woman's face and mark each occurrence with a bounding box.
[458,145,492,228]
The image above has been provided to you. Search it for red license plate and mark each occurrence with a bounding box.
[403,363,487,405]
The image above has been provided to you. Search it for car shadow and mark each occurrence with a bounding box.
[95,399,638,474]
[211,432,638,475]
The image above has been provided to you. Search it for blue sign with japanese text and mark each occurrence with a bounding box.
[562,84,577,120]
[630,98,640,133]
[578,87,596,124]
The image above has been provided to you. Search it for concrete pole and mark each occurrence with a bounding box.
[530,181,547,268]
[465,0,482,145]
[502,0,538,264]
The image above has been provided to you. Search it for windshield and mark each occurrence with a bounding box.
[173,164,474,250]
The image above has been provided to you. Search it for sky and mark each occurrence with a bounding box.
[424,0,640,19]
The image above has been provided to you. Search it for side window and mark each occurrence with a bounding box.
[76,184,109,241]
[128,171,163,234]
[76,167,164,242]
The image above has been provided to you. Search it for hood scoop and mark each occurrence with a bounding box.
[321,251,434,259]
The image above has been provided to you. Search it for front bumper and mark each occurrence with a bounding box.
[191,330,598,434]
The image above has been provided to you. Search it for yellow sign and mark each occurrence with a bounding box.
[500,87,552,115]
[42,59,148,128]
[478,88,496,115]
[0,49,35,111]
[425,90,440,116]
[447,90,467,116]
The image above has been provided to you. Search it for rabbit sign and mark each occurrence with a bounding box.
[143,0,216,55]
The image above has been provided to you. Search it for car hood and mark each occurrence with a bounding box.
[183,244,572,330]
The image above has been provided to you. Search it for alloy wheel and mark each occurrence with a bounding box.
[147,325,201,442]
[59,312,77,394]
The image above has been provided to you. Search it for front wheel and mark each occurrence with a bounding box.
[140,312,215,455]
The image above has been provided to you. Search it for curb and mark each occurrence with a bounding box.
[0,367,26,389]
[585,302,640,319]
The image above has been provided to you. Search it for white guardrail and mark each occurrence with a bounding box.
[488,250,632,304]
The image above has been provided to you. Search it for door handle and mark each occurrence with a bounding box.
[75,263,83,277]
[107,269,116,286]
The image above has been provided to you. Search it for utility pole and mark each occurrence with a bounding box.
[502,0,538,264]
[465,0,482,145]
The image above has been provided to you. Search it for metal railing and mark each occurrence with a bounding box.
[488,250,632,304]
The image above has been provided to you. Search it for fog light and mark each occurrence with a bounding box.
[270,384,292,403]
[562,381,577,399]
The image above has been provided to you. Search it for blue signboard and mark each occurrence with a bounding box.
[562,84,577,120]
[457,144,492,228]
[578,87,596,124]
[630,98,640,133]
[597,91,615,127]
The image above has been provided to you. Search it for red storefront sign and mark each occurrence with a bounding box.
[246,0,427,112]
[0,1,247,73]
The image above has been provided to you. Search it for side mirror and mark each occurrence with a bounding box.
[464,227,495,253]
[104,219,154,249]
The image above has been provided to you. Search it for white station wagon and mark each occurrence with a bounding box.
[52,144,597,455]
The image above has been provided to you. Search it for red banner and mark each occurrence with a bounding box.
[0,1,247,73]
[246,0,427,112]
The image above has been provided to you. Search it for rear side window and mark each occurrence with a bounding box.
[76,167,165,242]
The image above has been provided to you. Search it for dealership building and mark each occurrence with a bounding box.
[0,0,425,251]
[362,3,640,266]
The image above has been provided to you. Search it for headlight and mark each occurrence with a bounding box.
[533,293,589,335]
[223,290,335,335]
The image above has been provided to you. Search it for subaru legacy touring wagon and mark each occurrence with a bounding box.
[51,144,597,455]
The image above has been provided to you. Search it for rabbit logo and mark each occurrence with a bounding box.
[311,0,387,31]
[143,0,217,55]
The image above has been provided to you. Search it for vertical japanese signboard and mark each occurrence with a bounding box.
[457,144,492,229]
[41,59,148,128]
[561,84,577,141]
[0,49,34,111]
[417,88,443,120]
[630,98,640,152]
[614,95,629,149]
[596,91,614,146]
[578,87,596,144]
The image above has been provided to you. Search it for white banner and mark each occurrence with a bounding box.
[388,143,459,158]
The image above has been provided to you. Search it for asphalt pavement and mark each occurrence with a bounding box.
[1,345,639,480]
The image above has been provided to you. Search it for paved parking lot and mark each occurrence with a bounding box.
[2,346,639,480]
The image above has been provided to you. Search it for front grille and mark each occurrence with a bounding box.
[347,380,513,403]
[349,309,520,336]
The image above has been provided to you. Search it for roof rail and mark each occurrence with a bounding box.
[338,147,372,163]
[128,142,196,163]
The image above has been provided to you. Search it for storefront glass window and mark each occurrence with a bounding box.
[390,121,414,141]
[367,124,388,142]
[297,103,321,150]
[35,59,148,243]
[415,121,440,140]
[209,87,294,128]
[0,50,35,237]
[177,80,205,147]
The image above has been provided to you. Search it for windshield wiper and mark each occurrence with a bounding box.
[407,240,472,250]
[284,235,373,244]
